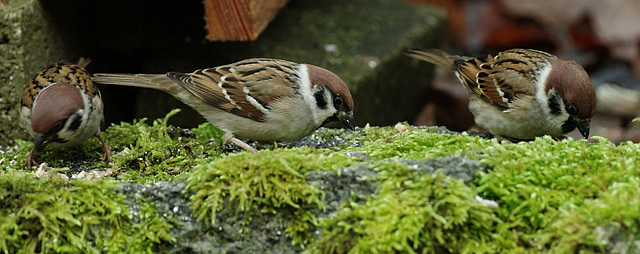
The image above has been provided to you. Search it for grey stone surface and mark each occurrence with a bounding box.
[401,156,492,184]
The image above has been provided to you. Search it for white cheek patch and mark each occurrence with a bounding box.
[534,65,553,115]
[297,65,320,124]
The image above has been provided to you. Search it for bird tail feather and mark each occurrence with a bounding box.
[92,73,170,91]
[405,49,469,71]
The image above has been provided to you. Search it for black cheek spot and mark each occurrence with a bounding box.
[314,90,327,109]
[548,94,562,116]
[68,112,83,131]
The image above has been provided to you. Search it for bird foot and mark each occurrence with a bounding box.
[222,132,258,153]
[97,134,113,162]
[23,147,39,169]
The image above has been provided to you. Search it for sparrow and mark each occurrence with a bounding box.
[20,58,112,168]
[92,58,355,152]
[406,48,596,140]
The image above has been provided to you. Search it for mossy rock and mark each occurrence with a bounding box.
[2,110,640,253]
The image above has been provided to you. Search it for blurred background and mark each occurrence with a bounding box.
[411,0,640,143]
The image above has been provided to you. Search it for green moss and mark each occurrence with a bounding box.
[0,172,178,253]
[343,127,640,252]
[476,137,640,252]
[0,172,127,253]
[186,147,359,246]
[538,177,640,253]
[192,122,225,145]
[125,197,176,253]
[310,161,501,253]
[5,116,640,252]
[289,126,640,253]
[350,124,495,160]
[0,140,32,171]
[103,109,222,183]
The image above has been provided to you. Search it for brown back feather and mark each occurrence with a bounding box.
[407,48,559,110]
[166,58,301,122]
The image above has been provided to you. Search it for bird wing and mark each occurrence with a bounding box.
[166,58,301,122]
[457,49,557,109]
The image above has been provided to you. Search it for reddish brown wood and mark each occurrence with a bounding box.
[204,0,290,41]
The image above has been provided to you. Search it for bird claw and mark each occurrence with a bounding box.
[23,148,39,169]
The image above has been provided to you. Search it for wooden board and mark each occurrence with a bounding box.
[204,0,290,41]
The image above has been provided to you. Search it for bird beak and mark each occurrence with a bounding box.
[34,134,47,155]
[338,111,355,130]
[573,117,591,138]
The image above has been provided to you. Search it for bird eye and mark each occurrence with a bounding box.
[334,97,344,106]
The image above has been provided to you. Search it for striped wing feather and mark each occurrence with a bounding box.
[166,59,300,121]
[457,49,556,109]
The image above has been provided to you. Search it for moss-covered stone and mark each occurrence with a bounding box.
[4,111,640,252]
[186,147,359,247]
[0,171,175,253]
[310,163,500,253]
[102,109,222,183]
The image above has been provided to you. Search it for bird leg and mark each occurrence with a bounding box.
[96,133,113,162]
[222,132,258,153]
[23,147,39,169]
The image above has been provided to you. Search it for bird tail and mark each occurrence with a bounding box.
[92,73,171,91]
[405,49,470,71]
[76,57,92,68]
